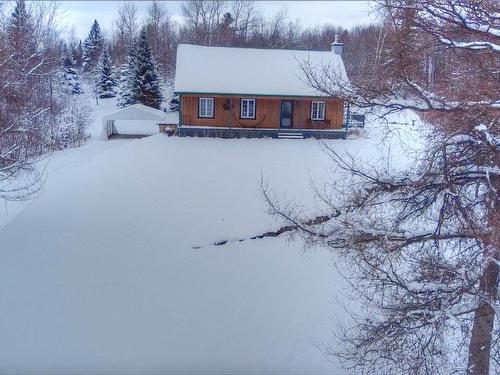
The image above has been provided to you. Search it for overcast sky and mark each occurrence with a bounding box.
[57,1,376,40]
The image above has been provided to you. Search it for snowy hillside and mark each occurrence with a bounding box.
[0,104,421,372]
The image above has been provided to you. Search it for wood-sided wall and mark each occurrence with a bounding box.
[180,95,344,129]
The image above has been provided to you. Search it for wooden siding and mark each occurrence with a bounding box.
[180,95,344,129]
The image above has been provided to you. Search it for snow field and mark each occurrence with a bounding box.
[0,98,421,372]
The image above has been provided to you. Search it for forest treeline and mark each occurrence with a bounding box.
[65,0,386,84]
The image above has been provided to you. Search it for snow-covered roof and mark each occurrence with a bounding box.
[161,111,180,124]
[101,104,178,139]
[174,44,348,97]
[102,104,175,122]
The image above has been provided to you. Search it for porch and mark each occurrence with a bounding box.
[177,126,348,139]
[183,95,344,126]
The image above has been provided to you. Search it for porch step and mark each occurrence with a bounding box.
[278,132,304,139]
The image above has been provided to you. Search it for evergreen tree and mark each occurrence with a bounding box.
[118,29,163,109]
[73,40,84,69]
[217,12,235,46]
[60,49,83,94]
[7,0,33,50]
[4,0,44,107]
[82,20,104,73]
[133,28,163,108]
[7,0,37,71]
[169,93,179,111]
[96,48,116,98]
[117,40,139,108]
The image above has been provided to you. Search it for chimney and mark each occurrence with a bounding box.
[331,34,343,55]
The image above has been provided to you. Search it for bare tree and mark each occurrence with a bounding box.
[145,1,176,80]
[111,1,138,65]
[262,8,289,48]
[264,0,499,374]
[340,24,388,85]
[0,0,61,200]
[230,0,259,45]
[1,0,90,201]
[181,0,228,46]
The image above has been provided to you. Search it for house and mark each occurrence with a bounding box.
[173,39,350,139]
[102,103,178,139]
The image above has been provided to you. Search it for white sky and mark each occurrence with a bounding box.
[57,1,376,40]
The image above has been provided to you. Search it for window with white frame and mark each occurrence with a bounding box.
[311,101,326,121]
[240,98,256,119]
[199,97,214,118]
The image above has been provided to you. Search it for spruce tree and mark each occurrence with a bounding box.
[118,29,163,109]
[5,0,41,107]
[132,28,163,109]
[169,93,179,112]
[117,40,139,108]
[60,50,83,95]
[73,40,84,69]
[96,48,116,98]
[82,20,104,73]
[7,0,36,62]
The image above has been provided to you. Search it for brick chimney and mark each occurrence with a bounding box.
[331,34,343,55]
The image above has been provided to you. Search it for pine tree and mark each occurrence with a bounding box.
[117,40,139,108]
[4,0,41,106]
[133,28,163,108]
[7,0,33,51]
[217,12,235,46]
[118,29,163,109]
[73,40,84,69]
[96,48,116,98]
[82,20,104,74]
[7,0,37,70]
[60,49,83,95]
[169,93,179,111]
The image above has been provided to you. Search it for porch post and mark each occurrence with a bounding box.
[300,100,304,129]
[178,94,183,127]
[229,98,232,129]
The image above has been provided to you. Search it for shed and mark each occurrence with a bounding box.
[101,104,178,139]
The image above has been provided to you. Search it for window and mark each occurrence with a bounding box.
[240,99,256,119]
[199,97,214,118]
[311,101,326,121]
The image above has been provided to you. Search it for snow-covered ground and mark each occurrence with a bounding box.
[0,99,422,372]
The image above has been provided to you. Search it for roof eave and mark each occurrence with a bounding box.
[174,91,339,99]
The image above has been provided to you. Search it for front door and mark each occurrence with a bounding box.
[280,100,294,128]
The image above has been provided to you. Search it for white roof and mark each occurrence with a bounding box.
[174,44,348,97]
[102,104,176,122]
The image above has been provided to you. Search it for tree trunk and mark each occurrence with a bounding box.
[468,177,500,375]
[467,257,499,374]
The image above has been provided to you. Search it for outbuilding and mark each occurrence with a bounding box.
[102,103,178,139]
